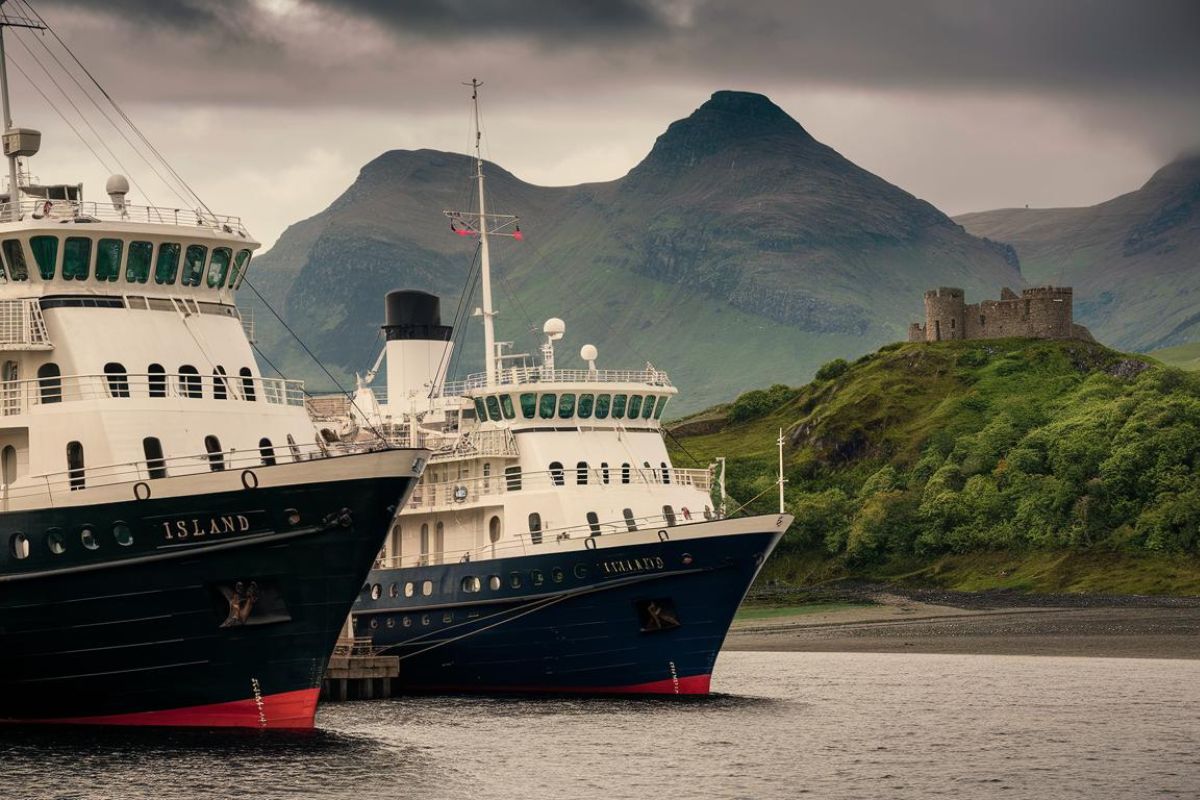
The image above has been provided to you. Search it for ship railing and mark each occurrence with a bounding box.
[403,465,712,512]
[0,199,251,236]
[0,371,305,416]
[441,366,672,396]
[0,299,52,351]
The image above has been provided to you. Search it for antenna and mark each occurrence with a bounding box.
[0,2,46,221]
[777,428,787,514]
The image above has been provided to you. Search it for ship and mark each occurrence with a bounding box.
[330,81,791,695]
[0,4,427,728]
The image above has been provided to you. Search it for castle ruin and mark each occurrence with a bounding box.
[908,286,1093,343]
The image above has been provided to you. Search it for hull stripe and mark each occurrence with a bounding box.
[4,688,320,729]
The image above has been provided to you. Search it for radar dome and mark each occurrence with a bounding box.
[105,174,130,196]
[543,317,565,341]
[580,344,598,362]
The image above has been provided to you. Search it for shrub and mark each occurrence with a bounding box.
[815,358,850,382]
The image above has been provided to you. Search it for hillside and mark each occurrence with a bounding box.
[956,155,1200,352]
[1150,342,1200,371]
[671,339,1200,595]
[246,91,1022,413]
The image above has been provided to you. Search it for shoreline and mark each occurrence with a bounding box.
[727,590,1200,659]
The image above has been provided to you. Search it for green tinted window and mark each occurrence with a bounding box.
[485,395,502,422]
[519,393,537,419]
[155,242,180,284]
[612,394,628,419]
[558,393,576,419]
[126,241,152,283]
[594,394,611,419]
[653,396,668,419]
[577,394,594,419]
[642,395,656,418]
[63,237,91,280]
[473,397,487,419]
[230,249,251,288]
[181,244,207,287]
[2,239,27,280]
[95,238,122,281]
[207,247,232,288]
[30,235,57,279]
[627,395,642,419]
[538,393,557,419]
[500,394,516,419]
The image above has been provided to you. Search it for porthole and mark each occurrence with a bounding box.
[488,575,501,591]
[369,617,378,629]
[113,522,134,547]
[531,569,544,587]
[46,528,66,555]
[402,615,412,627]
[386,617,396,628]
[421,579,433,597]
[461,575,481,593]
[442,611,453,623]
[404,581,415,598]
[551,566,564,583]
[80,526,99,551]
[10,532,29,560]
[370,583,382,600]
[388,583,399,598]
[421,614,430,626]
[509,571,523,589]
[574,563,589,579]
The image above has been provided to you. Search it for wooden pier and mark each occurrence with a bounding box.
[321,638,400,701]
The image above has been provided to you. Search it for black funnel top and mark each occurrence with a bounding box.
[383,290,453,341]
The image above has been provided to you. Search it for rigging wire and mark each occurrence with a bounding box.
[6,55,114,177]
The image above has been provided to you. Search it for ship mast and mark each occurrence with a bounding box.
[0,2,45,220]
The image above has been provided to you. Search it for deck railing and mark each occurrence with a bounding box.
[0,199,250,236]
[442,366,672,396]
[0,299,51,350]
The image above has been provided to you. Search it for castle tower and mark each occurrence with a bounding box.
[923,287,966,342]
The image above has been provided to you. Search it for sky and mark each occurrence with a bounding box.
[3,0,1197,248]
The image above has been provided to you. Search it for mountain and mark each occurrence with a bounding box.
[247,91,1022,413]
[669,339,1200,595]
[956,155,1200,352]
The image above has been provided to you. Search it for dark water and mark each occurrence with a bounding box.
[3,651,1198,799]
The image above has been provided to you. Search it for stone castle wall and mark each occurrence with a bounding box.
[908,286,1092,343]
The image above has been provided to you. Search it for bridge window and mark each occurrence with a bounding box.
[239,367,256,401]
[204,435,225,471]
[259,437,276,466]
[143,436,167,479]
[528,512,542,545]
[472,397,486,420]
[558,393,576,418]
[612,394,628,419]
[213,366,229,400]
[577,393,594,419]
[621,463,630,484]
[587,511,601,536]
[576,461,588,485]
[627,395,642,418]
[549,461,564,486]
[623,508,637,531]
[538,393,557,419]
[643,397,656,419]
[661,462,671,484]
[63,236,91,280]
[103,362,129,398]
[519,392,536,419]
[126,240,152,283]
[485,395,502,422]
[148,363,166,397]
[179,365,201,398]
[663,505,677,527]
[95,238,122,281]
[154,242,181,285]
[66,440,85,490]
[230,249,251,288]
[207,247,232,288]
[37,362,61,404]
[30,235,57,279]
[181,244,207,287]
[2,239,28,280]
[600,462,610,484]
[499,394,516,419]
[594,394,610,419]
[504,465,521,491]
[653,397,669,419]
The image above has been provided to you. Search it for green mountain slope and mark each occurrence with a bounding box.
[1150,342,1200,371]
[247,91,1022,413]
[956,155,1200,352]
[671,339,1200,595]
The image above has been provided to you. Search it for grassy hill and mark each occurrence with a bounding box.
[1150,342,1200,371]
[670,338,1200,595]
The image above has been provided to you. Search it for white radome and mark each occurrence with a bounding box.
[580,344,598,362]
[543,317,565,340]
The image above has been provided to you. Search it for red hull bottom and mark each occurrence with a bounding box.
[5,688,320,729]
[416,673,712,696]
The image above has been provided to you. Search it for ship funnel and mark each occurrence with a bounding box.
[105,174,130,212]
[382,290,454,408]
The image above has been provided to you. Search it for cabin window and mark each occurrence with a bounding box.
[472,397,487,420]
[519,392,537,419]
[661,461,671,484]
[239,367,256,401]
[66,440,84,490]
[627,395,642,418]
[63,236,91,280]
[462,575,481,593]
[207,247,232,288]
[126,241,152,283]
[95,238,122,282]
[1,444,15,485]
[80,526,99,550]
[404,581,414,598]
[143,436,167,479]
[538,393,557,419]
[181,244,207,287]
[653,396,669,420]
[259,437,276,466]
[47,528,66,555]
[488,575,501,591]
[30,235,57,279]
[644,461,654,481]
[576,461,588,485]
[204,435,225,471]
[148,363,166,398]
[623,508,637,531]
[594,394,611,419]
[113,522,134,547]
[213,366,229,400]
[531,569,545,587]
[587,511,601,536]
[558,393,576,419]
[103,362,129,398]
[482,462,492,489]
[489,515,502,543]
[230,249,251,288]
[551,566,564,583]
[663,505,677,527]
[434,522,444,564]
[286,433,301,460]
[485,395,502,422]
[421,580,433,597]
[600,462,610,484]
[643,397,656,419]
[549,461,564,486]
[154,242,181,285]
[612,394,628,419]
[419,523,430,566]
[621,463,631,484]
[10,532,29,560]
[499,394,516,419]
[179,365,201,398]
[528,512,543,545]
[2,239,28,280]
[504,465,521,491]
[37,362,61,404]
[509,571,523,589]
[577,393,594,419]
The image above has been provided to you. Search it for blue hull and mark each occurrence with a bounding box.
[351,522,782,694]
